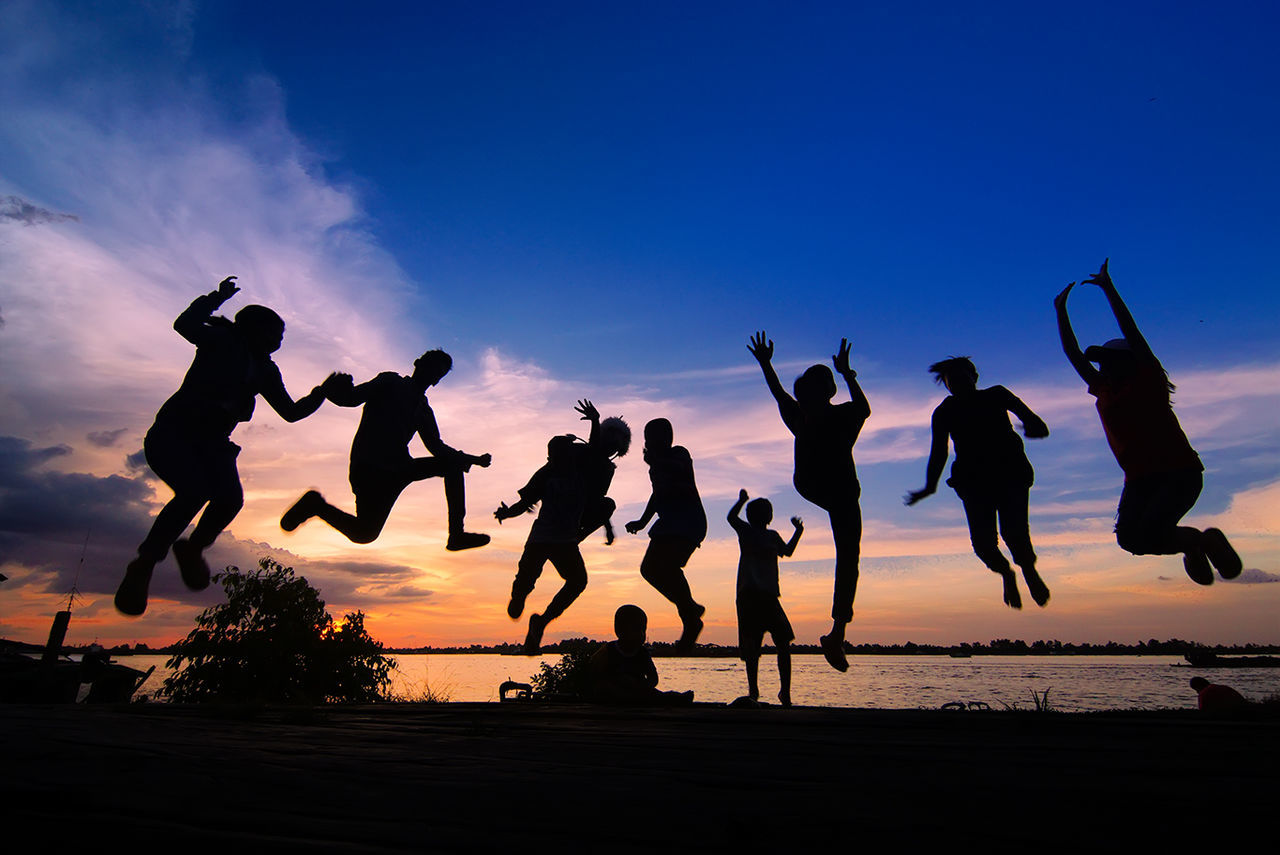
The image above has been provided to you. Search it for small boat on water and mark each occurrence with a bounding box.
[0,604,154,703]
[1184,651,1280,669]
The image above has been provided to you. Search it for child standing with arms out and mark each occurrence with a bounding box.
[729,489,803,707]
[1054,259,1241,584]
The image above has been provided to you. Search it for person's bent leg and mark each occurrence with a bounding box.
[542,545,588,622]
[118,493,205,616]
[1114,471,1208,584]
[176,457,244,592]
[509,544,548,620]
[998,487,1049,607]
[523,545,585,655]
[962,493,1021,609]
[442,465,489,551]
[640,538,704,647]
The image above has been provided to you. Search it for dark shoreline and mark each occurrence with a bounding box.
[6,701,1276,850]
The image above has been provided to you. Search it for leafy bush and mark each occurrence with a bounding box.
[528,637,597,696]
[161,558,395,704]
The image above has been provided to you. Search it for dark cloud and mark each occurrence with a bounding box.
[1227,568,1280,584]
[87,428,129,448]
[0,195,78,226]
[0,436,435,617]
[124,448,152,476]
[0,435,156,596]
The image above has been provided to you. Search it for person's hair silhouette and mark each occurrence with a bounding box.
[279,349,491,551]
[905,357,1051,608]
[115,276,343,616]
[748,331,868,672]
[728,489,802,706]
[571,399,629,545]
[1055,259,1241,584]
[624,418,707,650]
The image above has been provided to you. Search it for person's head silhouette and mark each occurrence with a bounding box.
[614,603,648,653]
[598,416,631,458]
[412,349,453,387]
[794,364,837,407]
[235,305,285,355]
[746,497,774,528]
[928,356,978,394]
[643,418,673,453]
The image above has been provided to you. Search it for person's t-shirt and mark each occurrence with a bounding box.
[645,445,708,543]
[730,519,788,597]
[1089,360,1201,479]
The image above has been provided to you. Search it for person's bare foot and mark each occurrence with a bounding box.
[778,691,792,708]
[1022,567,1050,607]
[998,568,1022,609]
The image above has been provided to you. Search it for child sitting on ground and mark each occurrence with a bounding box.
[587,604,693,706]
[728,489,803,707]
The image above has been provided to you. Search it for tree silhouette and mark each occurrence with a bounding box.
[161,557,395,703]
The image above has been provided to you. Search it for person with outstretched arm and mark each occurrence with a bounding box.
[280,349,491,551]
[905,357,1051,608]
[116,276,343,616]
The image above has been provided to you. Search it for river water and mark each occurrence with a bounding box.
[121,653,1280,711]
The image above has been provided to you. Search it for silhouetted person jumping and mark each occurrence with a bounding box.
[280,350,491,551]
[495,435,591,654]
[729,489,802,707]
[115,276,342,616]
[624,418,707,650]
[1055,259,1242,585]
[905,357,1051,609]
[571,399,630,544]
[748,331,869,672]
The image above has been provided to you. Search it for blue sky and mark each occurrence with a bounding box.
[1,1,1278,648]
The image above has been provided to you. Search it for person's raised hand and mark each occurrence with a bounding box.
[216,275,240,302]
[1083,258,1112,290]
[833,338,853,375]
[747,331,773,364]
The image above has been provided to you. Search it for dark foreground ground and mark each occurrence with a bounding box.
[4,702,1275,851]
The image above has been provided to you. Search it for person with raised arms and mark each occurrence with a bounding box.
[1054,259,1241,585]
[748,331,869,672]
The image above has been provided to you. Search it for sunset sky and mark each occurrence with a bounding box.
[2,1,1278,650]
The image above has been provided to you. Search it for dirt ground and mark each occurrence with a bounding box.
[3,702,1275,851]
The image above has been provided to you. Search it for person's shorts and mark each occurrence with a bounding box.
[144,423,241,497]
[736,591,794,660]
